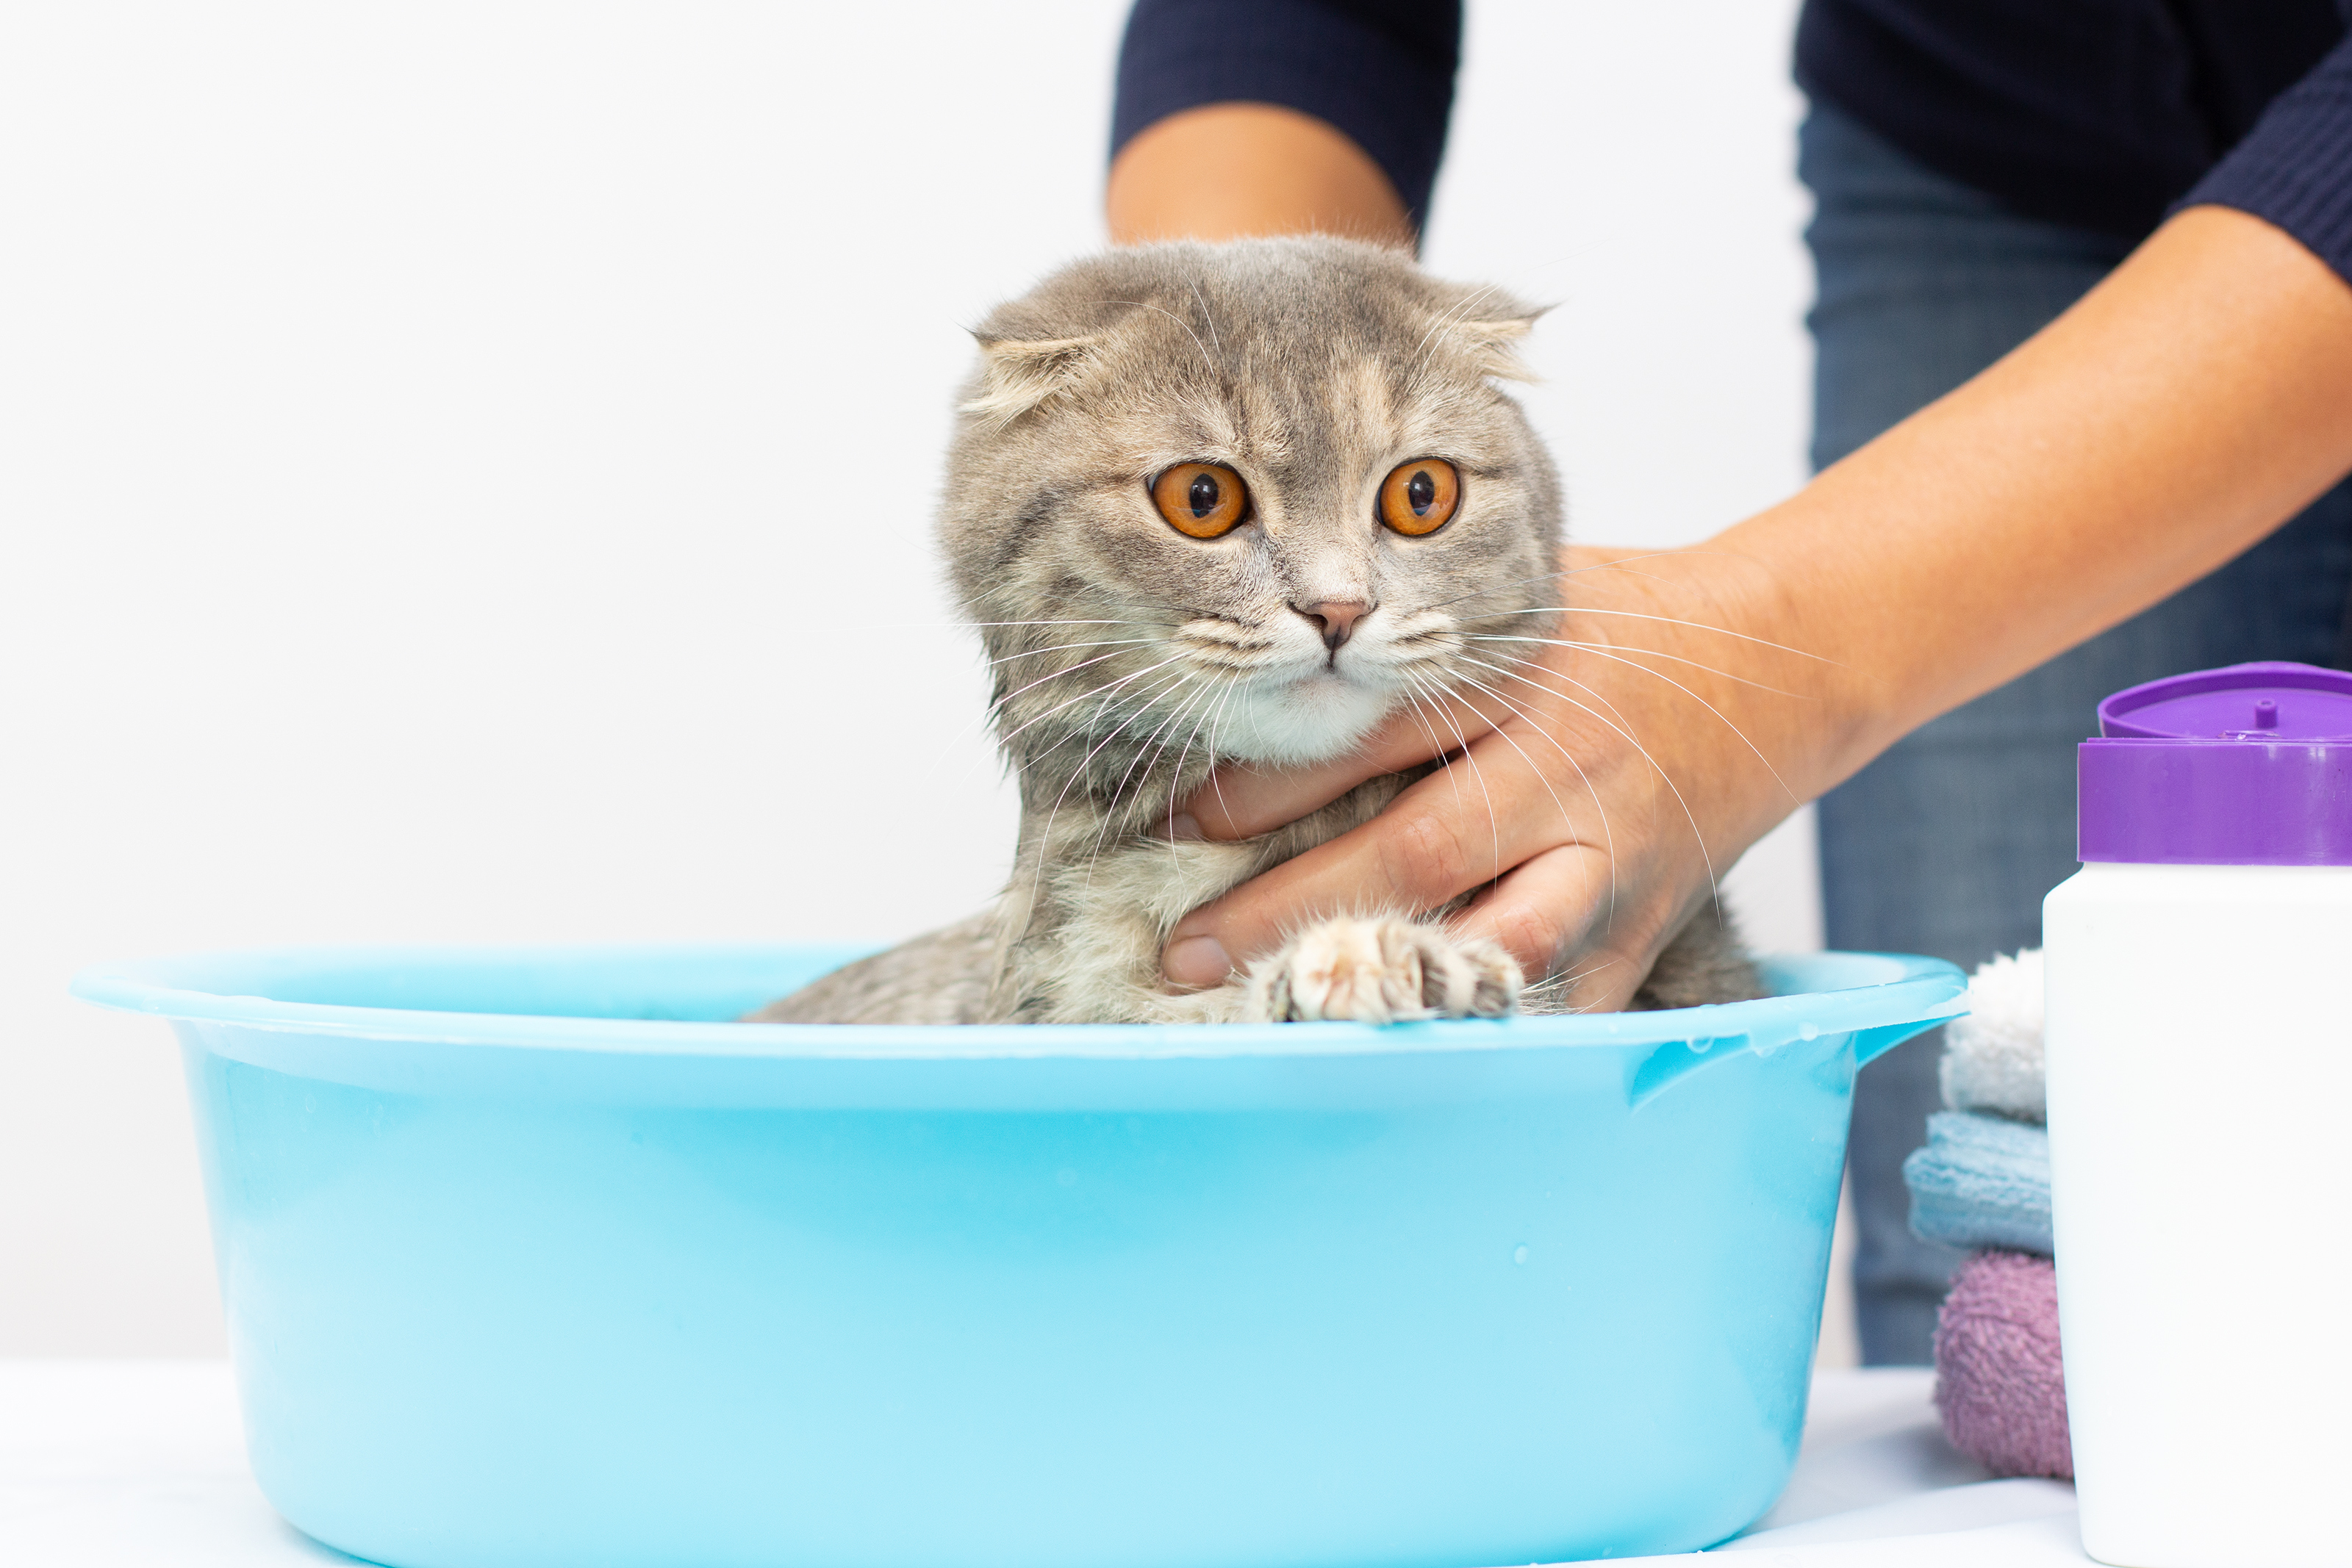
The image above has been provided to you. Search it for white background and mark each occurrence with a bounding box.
[0,1,1834,1360]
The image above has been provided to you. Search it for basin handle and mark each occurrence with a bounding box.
[1849,1017,1949,1069]
[1627,1032,1752,1107]
[1628,1013,1956,1109]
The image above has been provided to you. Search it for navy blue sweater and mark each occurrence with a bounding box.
[1111,0,2352,287]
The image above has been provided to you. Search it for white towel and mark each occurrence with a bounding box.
[1938,949,2046,1124]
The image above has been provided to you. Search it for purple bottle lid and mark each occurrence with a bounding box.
[2080,662,2352,865]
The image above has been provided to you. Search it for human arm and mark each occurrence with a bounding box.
[1108,103,1413,248]
[1104,0,1460,247]
[1158,204,2352,1006]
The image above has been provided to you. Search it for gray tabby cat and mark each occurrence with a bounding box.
[754,237,1759,1026]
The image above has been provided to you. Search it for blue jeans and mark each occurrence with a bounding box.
[1802,102,2352,1364]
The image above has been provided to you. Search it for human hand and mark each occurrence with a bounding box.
[1159,544,1851,1012]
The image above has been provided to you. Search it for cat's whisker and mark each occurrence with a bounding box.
[1416,565,1587,618]
[1444,679,1601,916]
[1474,646,1645,741]
[983,647,1161,727]
[938,649,1155,783]
[998,655,1184,732]
[992,652,1194,751]
[1488,606,1841,664]
[1175,622,1271,644]
[1082,672,1221,884]
[1393,680,1468,813]
[1437,669,1616,917]
[1196,668,1250,833]
[1418,550,1767,619]
[1414,572,1561,618]
[1386,643,1471,677]
[928,636,1175,771]
[1173,661,1258,841]
[1165,666,1245,863]
[1537,954,1627,1013]
[1537,640,1802,805]
[1174,632,1286,668]
[1092,675,1211,834]
[1516,967,1584,1003]
[1185,276,1222,354]
[1454,652,1724,910]
[1033,666,1202,905]
[1459,650,1650,763]
[1136,672,1230,814]
[1077,677,1204,818]
[1405,286,1485,373]
[1042,666,1198,778]
[1381,615,1467,657]
[1466,634,1818,700]
[985,636,1166,669]
[1406,281,1509,384]
[1177,650,1290,673]
[1117,678,1214,824]
[1396,667,1505,888]
[1155,680,1233,871]
[1178,639,1279,655]
[1097,296,1219,376]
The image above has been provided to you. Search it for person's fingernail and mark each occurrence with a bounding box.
[1166,812,1202,841]
[1164,934,1231,988]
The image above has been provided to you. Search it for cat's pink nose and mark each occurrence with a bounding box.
[1293,599,1372,651]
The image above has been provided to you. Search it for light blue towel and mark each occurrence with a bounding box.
[1903,1110,2051,1256]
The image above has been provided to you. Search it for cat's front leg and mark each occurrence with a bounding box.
[1241,916,1520,1024]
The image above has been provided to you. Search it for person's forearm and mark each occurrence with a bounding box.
[1729,204,2352,799]
[1105,103,1414,248]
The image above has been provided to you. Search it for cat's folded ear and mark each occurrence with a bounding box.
[1440,301,1551,384]
[961,333,1100,425]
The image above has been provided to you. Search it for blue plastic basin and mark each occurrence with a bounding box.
[72,945,1963,1568]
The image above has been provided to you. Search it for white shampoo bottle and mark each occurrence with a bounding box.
[2046,661,2352,1568]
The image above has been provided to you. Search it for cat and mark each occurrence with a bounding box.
[751,237,1760,1026]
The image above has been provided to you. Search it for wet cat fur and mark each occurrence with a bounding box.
[753,238,1760,1026]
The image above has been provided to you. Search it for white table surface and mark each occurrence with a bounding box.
[0,1361,2090,1566]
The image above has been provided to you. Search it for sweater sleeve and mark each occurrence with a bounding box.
[2179,29,2352,288]
[1110,0,1463,226]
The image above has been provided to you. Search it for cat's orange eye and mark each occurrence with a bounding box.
[1378,458,1461,536]
[1151,462,1250,539]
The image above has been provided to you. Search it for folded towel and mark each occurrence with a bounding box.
[1918,958,2067,1483]
[1940,949,2046,1123]
[1904,1110,2051,1256]
[1934,1249,2071,1481]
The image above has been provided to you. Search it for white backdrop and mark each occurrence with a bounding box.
[0,0,1826,1359]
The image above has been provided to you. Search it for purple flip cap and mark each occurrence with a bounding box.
[2080,662,2352,865]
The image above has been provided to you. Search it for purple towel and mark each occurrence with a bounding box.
[1932,1249,2073,1481]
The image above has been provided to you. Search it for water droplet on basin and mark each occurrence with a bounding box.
[1690,1036,1713,1053]
[1799,1023,1820,1040]
[1513,1245,1530,1265]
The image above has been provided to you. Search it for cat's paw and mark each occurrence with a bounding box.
[1242,916,1521,1024]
